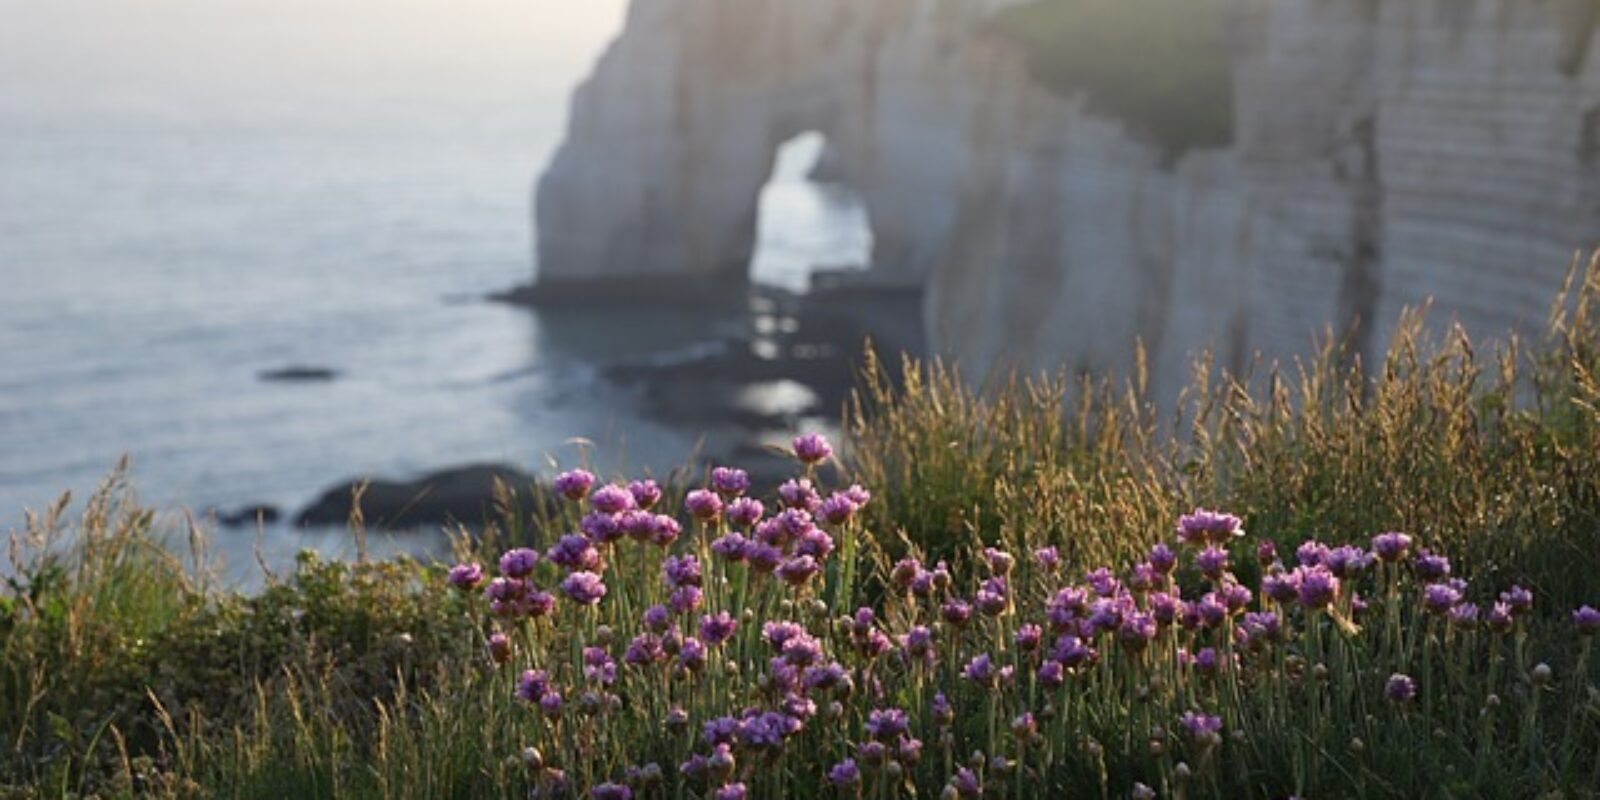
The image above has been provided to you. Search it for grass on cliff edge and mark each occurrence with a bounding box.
[2,253,1600,797]
[990,0,1235,164]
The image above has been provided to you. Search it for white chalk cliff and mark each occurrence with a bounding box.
[537,0,1600,397]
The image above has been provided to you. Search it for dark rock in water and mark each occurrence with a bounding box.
[260,365,340,383]
[215,504,282,527]
[296,464,536,530]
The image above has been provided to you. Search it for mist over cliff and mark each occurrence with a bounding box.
[537,0,1600,397]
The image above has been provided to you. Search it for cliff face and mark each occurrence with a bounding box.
[538,0,1600,397]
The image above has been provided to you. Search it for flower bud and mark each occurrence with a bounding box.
[521,747,544,771]
[1532,663,1553,686]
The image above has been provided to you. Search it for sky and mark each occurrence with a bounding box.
[0,0,629,125]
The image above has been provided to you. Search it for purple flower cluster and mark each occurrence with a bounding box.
[451,466,1600,799]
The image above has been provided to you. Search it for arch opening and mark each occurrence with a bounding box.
[748,131,874,293]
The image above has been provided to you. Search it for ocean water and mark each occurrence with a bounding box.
[0,1,872,579]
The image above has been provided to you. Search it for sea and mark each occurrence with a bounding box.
[0,0,873,581]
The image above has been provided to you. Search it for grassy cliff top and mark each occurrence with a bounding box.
[991,0,1234,163]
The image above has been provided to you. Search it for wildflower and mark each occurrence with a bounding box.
[1295,540,1329,568]
[624,633,665,666]
[866,708,910,740]
[842,484,871,508]
[1048,587,1089,629]
[447,562,485,591]
[684,489,724,522]
[710,467,750,497]
[1256,539,1278,567]
[1448,602,1480,630]
[1241,612,1282,645]
[1413,549,1451,581]
[707,743,736,781]
[950,767,982,798]
[487,632,512,664]
[516,669,550,703]
[819,493,858,525]
[1293,565,1340,610]
[778,478,822,511]
[704,717,739,747]
[1574,605,1600,636]
[1089,597,1126,632]
[793,432,834,464]
[1038,659,1065,688]
[679,637,708,672]
[1385,673,1417,704]
[1323,546,1371,579]
[547,534,602,572]
[795,528,835,559]
[529,691,561,719]
[590,484,636,515]
[828,759,861,788]
[942,598,973,626]
[1220,581,1253,613]
[650,514,682,547]
[1010,712,1037,739]
[900,625,936,663]
[610,511,648,542]
[1487,602,1515,634]
[890,557,922,591]
[726,497,764,527]
[669,585,704,614]
[663,554,703,588]
[700,611,738,646]
[641,605,673,634]
[553,469,595,500]
[713,784,747,800]
[781,633,825,667]
[523,590,556,618]
[1196,546,1230,580]
[680,753,709,780]
[962,653,996,687]
[1371,531,1412,563]
[711,532,748,562]
[560,571,608,605]
[1129,563,1159,592]
[931,692,955,726]
[1086,568,1122,597]
[583,646,617,684]
[484,575,524,602]
[1262,570,1298,604]
[898,737,924,766]
[1035,546,1062,569]
[746,543,783,574]
[627,478,662,509]
[1176,509,1243,546]
[1190,647,1221,677]
[1179,712,1223,748]
[1118,612,1158,650]
[777,555,821,587]
[1149,543,1178,574]
[804,662,849,691]
[1056,633,1094,665]
[1015,623,1043,651]
[984,547,1016,575]
[1150,592,1184,626]
[1500,585,1534,616]
[1422,583,1462,615]
[975,577,1009,616]
[590,782,632,800]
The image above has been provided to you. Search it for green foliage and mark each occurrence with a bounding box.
[990,0,1235,163]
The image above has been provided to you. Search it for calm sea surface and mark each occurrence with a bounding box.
[0,1,870,579]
